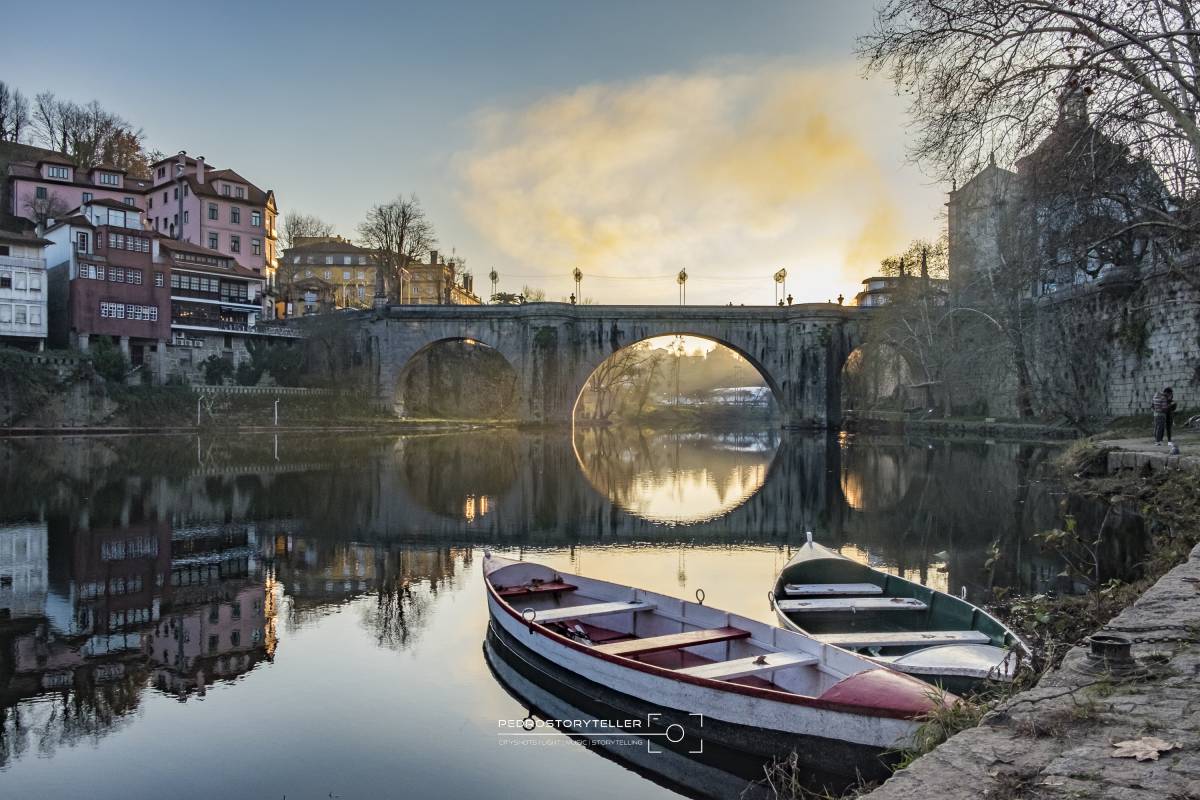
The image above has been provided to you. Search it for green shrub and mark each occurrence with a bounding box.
[89,338,128,383]
[201,355,234,386]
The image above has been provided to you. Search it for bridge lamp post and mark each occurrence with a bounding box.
[774,268,787,305]
[572,268,582,303]
[489,269,498,302]
[677,268,688,305]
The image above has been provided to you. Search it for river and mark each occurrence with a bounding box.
[0,428,1068,799]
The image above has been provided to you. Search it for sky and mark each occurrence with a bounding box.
[2,0,947,305]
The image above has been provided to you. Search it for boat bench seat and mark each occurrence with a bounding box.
[776,597,927,613]
[675,652,817,681]
[496,580,578,598]
[783,583,882,597]
[532,600,656,624]
[593,626,750,657]
[813,630,992,648]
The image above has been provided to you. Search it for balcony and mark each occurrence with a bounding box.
[0,255,46,270]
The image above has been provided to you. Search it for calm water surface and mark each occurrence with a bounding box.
[0,429,1067,799]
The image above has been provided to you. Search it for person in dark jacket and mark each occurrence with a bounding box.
[1152,387,1176,444]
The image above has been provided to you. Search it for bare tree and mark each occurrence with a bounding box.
[23,191,71,227]
[280,212,335,252]
[578,342,666,421]
[25,90,153,175]
[358,194,435,303]
[859,1,1200,202]
[0,82,30,142]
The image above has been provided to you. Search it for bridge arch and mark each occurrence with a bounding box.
[568,332,783,423]
[361,304,860,427]
[393,336,519,418]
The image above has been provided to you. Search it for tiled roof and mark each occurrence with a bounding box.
[160,238,262,280]
[185,174,270,206]
[7,160,150,192]
[285,239,373,255]
[82,197,141,210]
[43,215,95,233]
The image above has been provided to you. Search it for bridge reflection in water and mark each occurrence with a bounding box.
[0,429,1069,797]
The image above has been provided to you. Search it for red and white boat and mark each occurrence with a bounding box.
[483,552,955,779]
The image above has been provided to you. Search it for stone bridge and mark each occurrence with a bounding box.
[353,303,863,427]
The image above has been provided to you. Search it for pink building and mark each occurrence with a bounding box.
[146,152,278,315]
[7,145,149,225]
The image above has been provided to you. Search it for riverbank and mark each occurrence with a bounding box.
[853,440,1200,800]
[844,411,1080,441]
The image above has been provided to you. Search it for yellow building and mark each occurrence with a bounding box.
[279,236,378,316]
[404,249,481,305]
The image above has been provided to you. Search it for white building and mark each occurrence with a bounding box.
[0,522,49,618]
[0,229,50,350]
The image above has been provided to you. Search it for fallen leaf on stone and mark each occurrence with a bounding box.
[1110,737,1180,761]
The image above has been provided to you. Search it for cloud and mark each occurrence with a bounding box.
[458,62,940,303]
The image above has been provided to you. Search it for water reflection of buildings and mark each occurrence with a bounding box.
[0,515,279,757]
[264,537,467,645]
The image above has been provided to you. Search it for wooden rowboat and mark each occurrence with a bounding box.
[483,551,954,780]
[770,536,1030,693]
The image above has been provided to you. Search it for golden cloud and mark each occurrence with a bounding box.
[458,63,940,303]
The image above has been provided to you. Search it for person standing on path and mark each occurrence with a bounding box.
[1152,387,1176,445]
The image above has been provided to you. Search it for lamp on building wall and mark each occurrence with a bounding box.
[677,268,688,305]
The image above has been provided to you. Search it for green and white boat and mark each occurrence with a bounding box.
[770,535,1029,694]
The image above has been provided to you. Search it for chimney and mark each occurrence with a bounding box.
[196,155,205,184]
[429,249,438,266]
[176,150,186,176]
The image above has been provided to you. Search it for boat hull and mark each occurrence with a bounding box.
[485,575,916,781]
[486,618,897,785]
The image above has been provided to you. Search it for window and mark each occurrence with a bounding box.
[358,285,365,300]
[36,187,47,200]
[100,301,126,318]
[0,245,7,256]
[324,270,331,280]
[48,166,69,179]
[81,263,103,280]
[325,255,333,265]
[230,235,241,253]
[14,306,26,324]
[155,271,164,287]
[172,187,178,200]
[208,634,218,654]
[230,630,241,646]
[251,238,261,256]
[235,186,245,199]
[251,210,261,227]
[76,232,89,253]
[124,196,134,206]
[208,233,219,249]
[343,270,350,281]
[110,267,125,283]
[183,210,189,224]
[208,203,218,220]
[129,269,143,285]
[344,256,352,265]
[148,197,153,209]
[358,256,366,265]
[230,207,240,224]
[29,307,41,325]
[30,275,41,291]
[157,166,165,178]
[0,305,9,323]
[222,184,231,196]
[231,601,241,620]
[82,192,93,203]
[163,191,168,203]
[0,273,9,289]
[14,273,26,290]
[99,173,120,186]
[305,270,312,278]
[292,256,300,264]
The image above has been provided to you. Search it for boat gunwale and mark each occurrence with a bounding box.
[485,558,934,722]
[771,548,1032,660]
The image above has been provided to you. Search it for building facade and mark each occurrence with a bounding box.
[279,236,378,316]
[42,199,171,376]
[7,146,149,226]
[158,238,297,379]
[405,250,480,305]
[146,152,278,315]
[0,229,50,349]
